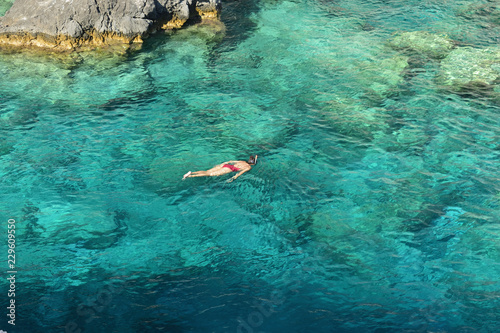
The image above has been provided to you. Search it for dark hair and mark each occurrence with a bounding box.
[248,155,257,165]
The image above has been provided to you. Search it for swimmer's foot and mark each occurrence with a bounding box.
[182,171,192,180]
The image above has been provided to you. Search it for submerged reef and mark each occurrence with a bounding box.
[388,31,455,59]
[437,46,500,102]
[0,0,221,51]
[438,47,500,89]
[387,30,500,101]
[356,54,410,100]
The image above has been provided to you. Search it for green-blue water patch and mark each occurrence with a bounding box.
[0,0,13,16]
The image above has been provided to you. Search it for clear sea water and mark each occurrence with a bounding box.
[1,0,499,332]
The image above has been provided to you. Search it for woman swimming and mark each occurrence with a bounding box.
[183,155,258,182]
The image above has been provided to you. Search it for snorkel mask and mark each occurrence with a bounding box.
[248,155,258,165]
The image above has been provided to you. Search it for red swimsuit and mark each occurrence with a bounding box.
[222,164,240,172]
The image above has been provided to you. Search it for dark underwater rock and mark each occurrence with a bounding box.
[0,0,221,51]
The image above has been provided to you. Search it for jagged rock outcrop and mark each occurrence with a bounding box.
[0,0,221,51]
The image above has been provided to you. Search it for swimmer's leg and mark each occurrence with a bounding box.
[187,171,210,178]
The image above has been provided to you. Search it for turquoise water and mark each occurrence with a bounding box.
[1,0,500,332]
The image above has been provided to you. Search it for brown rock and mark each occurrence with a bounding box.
[0,0,221,51]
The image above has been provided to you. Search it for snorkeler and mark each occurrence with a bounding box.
[182,155,258,182]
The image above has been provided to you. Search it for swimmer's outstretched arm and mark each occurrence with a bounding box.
[227,168,250,183]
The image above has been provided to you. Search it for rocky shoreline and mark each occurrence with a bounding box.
[0,0,221,51]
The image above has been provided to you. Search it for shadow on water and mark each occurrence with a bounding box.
[218,0,262,50]
[140,0,262,63]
